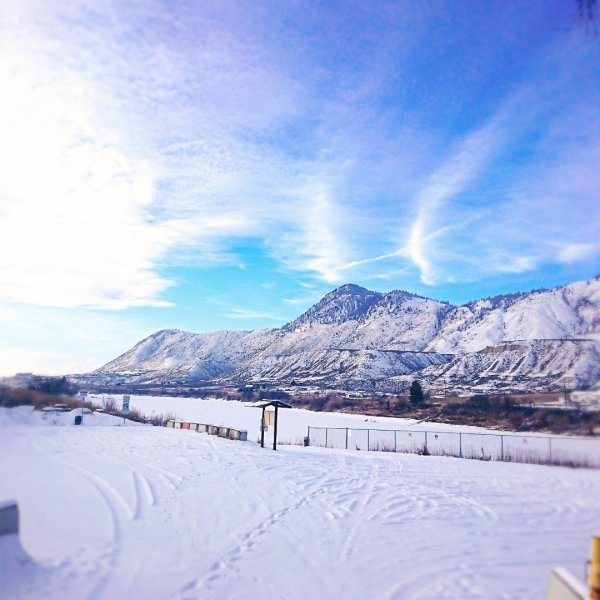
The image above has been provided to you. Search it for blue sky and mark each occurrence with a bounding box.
[1,1,599,375]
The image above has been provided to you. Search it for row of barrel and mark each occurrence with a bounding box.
[165,420,248,441]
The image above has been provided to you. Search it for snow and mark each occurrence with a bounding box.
[1,401,600,599]
[90,395,600,466]
[91,394,512,443]
[427,278,600,355]
[0,405,144,428]
[78,276,600,393]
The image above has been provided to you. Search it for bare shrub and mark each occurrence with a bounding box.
[126,408,144,422]
[102,397,117,412]
[308,396,327,411]
[148,412,177,426]
[0,386,92,411]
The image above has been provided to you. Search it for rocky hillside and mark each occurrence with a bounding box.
[76,276,600,393]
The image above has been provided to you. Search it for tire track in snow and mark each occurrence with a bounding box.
[63,428,183,496]
[177,498,310,597]
[31,438,134,519]
[132,472,156,519]
[385,559,484,600]
[339,458,381,561]
[32,431,187,599]
[31,439,126,599]
[443,492,498,521]
[177,460,343,598]
[86,430,184,490]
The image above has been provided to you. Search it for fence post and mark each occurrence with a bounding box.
[345,427,348,450]
[394,430,397,453]
[459,432,462,458]
[424,430,428,454]
[548,437,552,464]
[367,429,370,452]
[325,428,328,448]
[500,435,504,461]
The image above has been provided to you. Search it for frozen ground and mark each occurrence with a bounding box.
[96,394,600,466]
[1,404,599,599]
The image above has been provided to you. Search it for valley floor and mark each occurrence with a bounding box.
[1,409,599,599]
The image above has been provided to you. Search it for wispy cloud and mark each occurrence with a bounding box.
[558,243,600,264]
[402,92,522,285]
[0,302,158,375]
[268,177,354,284]
[1,0,598,319]
[283,295,322,306]
[223,308,289,322]
[0,348,74,377]
[395,32,600,286]
[0,1,305,308]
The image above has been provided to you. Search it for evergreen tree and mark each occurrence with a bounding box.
[409,380,424,405]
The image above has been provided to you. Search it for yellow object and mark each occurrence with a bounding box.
[590,536,600,600]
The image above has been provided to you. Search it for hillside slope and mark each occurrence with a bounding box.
[79,276,600,392]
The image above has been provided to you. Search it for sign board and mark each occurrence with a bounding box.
[122,395,130,416]
[263,410,275,426]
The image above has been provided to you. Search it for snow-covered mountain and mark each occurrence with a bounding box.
[426,278,600,354]
[283,284,383,330]
[385,339,600,395]
[77,276,600,393]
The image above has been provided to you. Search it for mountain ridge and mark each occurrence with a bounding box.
[80,276,600,394]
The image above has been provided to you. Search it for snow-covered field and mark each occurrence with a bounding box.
[95,394,600,467]
[1,403,600,599]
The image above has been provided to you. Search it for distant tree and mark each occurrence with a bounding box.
[27,375,78,396]
[409,380,424,405]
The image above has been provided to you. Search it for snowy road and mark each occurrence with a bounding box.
[1,419,599,599]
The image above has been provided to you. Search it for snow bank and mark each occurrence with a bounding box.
[0,406,145,428]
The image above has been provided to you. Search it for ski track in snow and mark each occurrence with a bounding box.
[1,419,600,599]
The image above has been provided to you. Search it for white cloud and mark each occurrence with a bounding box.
[283,295,321,306]
[558,243,600,264]
[287,180,352,284]
[404,116,506,284]
[399,34,600,287]
[224,308,288,322]
[496,256,539,274]
[0,348,78,377]
[0,3,298,308]
[0,26,179,308]
[2,1,599,316]
[0,301,161,375]
[0,1,444,304]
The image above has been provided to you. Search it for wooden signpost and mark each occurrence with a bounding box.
[246,400,292,450]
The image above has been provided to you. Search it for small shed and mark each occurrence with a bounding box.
[246,400,292,450]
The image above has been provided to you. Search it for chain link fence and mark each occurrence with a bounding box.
[306,426,600,468]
